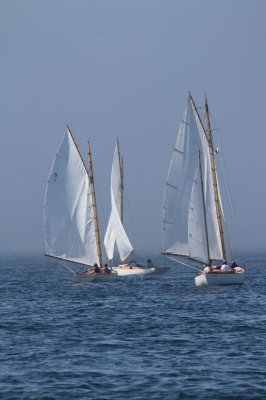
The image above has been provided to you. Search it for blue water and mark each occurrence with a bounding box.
[0,254,265,399]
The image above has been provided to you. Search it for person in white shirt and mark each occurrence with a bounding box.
[203,265,211,273]
[221,260,231,272]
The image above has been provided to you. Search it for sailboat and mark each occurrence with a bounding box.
[43,126,118,282]
[104,139,155,276]
[162,93,245,287]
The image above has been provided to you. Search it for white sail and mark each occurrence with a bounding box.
[217,183,232,264]
[104,140,133,261]
[188,155,209,264]
[162,95,223,262]
[192,101,223,261]
[44,128,99,266]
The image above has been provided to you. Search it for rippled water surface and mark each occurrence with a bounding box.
[0,254,265,399]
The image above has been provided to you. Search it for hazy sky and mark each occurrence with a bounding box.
[1,0,266,255]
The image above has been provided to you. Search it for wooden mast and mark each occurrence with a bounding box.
[204,95,226,261]
[88,141,103,267]
[198,149,211,266]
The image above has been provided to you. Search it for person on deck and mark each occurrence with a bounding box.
[146,259,153,268]
[212,265,221,272]
[230,261,238,270]
[230,261,244,272]
[204,265,211,273]
[221,260,231,272]
[93,263,101,273]
[102,264,111,274]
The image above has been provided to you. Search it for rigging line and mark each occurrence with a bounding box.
[213,153,234,260]
[216,131,239,238]
[124,177,137,249]
[130,250,159,264]
[166,256,202,272]
[130,250,146,263]
[59,260,78,275]
[205,109,239,238]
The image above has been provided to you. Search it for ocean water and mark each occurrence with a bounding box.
[0,254,265,400]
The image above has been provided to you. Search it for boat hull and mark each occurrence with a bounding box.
[195,272,245,287]
[113,264,155,276]
[72,271,118,283]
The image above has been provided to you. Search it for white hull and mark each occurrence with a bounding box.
[113,264,155,276]
[72,271,118,283]
[195,272,245,287]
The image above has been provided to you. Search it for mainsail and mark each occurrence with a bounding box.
[43,127,99,266]
[188,152,210,264]
[104,139,133,261]
[162,94,225,263]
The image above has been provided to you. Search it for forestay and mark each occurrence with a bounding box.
[43,128,99,266]
[162,96,224,263]
[104,140,133,261]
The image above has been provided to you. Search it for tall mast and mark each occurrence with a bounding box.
[205,95,226,261]
[198,149,211,266]
[117,137,124,223]
[88,141,103,267]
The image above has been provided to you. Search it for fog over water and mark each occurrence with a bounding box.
[1,0,266,255]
